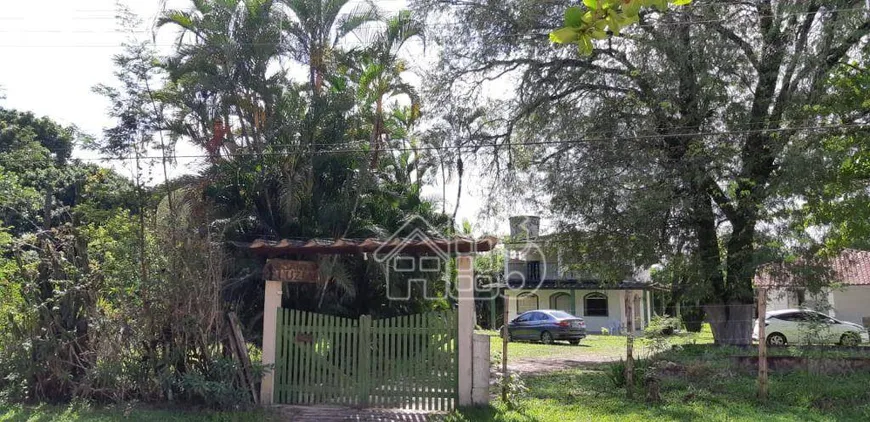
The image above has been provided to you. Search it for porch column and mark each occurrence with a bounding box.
[646,290,652,325]
[260,280,283,405]
[619,290,627,333]
[570,288,576,316]
[457,255,475,407]
[635,293,642,331]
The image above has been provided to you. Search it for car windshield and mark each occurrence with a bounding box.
[547,310,575,319]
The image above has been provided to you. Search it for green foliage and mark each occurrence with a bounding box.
[493,371,528,409]
[797,63,870,252]
[681,307,705,333]
[606,358,650,389]
[644,315,681,338]
[551,0,692,55]
[178,357,259,410]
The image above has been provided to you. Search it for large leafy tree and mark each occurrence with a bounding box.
[798,62,870,251]
[151,0,451,323]
[415,0,870,344]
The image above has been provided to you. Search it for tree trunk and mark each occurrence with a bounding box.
[705,303,755,346]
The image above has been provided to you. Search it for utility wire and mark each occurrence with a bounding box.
[50,122,870,163]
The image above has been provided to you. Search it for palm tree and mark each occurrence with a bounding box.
[158,0,285,154]
[278,0,381,95]
[350,10,425,168]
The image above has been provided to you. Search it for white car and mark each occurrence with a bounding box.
[753,309,870,346]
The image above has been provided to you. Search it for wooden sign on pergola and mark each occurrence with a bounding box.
[263,259,321,284]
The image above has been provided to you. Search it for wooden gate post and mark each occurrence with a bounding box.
[758,288,768,401]
[457,255,475,407]
[358,314,372,406]
[261,280,284,405]
[501,289,509,403]
[625,293,635,398]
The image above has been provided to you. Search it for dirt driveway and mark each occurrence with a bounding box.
[508,354,622,374]
[490,334,633,375]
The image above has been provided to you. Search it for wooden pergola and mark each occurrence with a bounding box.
[248,235,498,406]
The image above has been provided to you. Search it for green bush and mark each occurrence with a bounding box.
[644,315,682,338]
[178,357,255,410]
[681,308,705,332]
[607,359,650,388]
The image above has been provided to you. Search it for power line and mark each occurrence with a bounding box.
[57,122,870,163]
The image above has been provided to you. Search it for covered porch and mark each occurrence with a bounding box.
[498,280,663,333]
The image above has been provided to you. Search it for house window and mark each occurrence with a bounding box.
[516,293,539,314]
[393,256,415,272]
[550,293,573,314]
[584,292,608,317]
[419,256,441,272]
[527,261,541,281]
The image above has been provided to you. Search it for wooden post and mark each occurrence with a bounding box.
[625,293,635,398]
[501,289,509,403]
[457,255,475,407]
[228,312,259,404]
[757,288,768,401]
[260,280,283,405]
[490,290,498,330]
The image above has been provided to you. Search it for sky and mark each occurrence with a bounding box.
[0,0,542,236]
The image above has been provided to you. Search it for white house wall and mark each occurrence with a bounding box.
[831,286,870,326]
[766,288,790,311]
[506,289,631,333]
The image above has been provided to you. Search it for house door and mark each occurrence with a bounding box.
[550,293,573,314]
[274,308,458,411]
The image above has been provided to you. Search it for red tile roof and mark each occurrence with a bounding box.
[755,249,870,288]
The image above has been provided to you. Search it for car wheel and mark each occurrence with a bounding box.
[568,340,580,346]
[840,332,860,347]
[766,332,787,346]
[541,331,555,345]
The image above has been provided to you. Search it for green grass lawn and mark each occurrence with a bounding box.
[0,403,272,422]
[454,328,870,422]
[449,368,870,421]
[484,325,716,362]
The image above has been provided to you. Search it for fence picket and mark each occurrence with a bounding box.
[273,309,458,411]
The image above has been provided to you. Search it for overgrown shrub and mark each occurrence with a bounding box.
[681,308,705,333]
[644,315,682,337]
[0,207,256,410]
[607,359,650,388]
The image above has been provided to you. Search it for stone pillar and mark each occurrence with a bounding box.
[457,255,475,407]
[260,280,283,405]
[472,333,490,405]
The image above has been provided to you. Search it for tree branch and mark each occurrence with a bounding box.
[712,22,758,70]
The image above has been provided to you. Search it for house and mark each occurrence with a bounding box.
[501,216,662,333]
[756,249,870,328]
